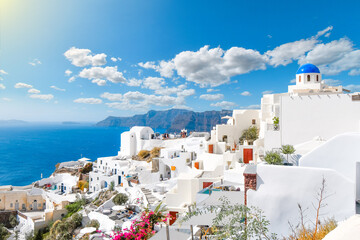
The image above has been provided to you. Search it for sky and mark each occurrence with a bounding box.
[1,0,360,122]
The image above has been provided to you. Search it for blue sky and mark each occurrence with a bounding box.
[1,0,360,121]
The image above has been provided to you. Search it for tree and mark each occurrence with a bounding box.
[113,193,129,205]
[0,224,9,240]
[80,163,93,174]
[264,151,283,165]
[9,213,19,228]
[181,197,277,240]
[109,181,115,191]
[281,145,295,162]
[240,126,259,145]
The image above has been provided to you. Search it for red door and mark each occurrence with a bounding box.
[169,211,178,225]
[243,149,253,164]
[203,182,213,189]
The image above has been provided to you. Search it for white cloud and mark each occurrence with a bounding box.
[50,86,66,91]
[138,61,157,69]
[74,98,102,104]
[0,70,8,75]
[267,35,272,39]
[29,58,41,66]
[28,88,40,94]
[1,97,11,101]
[154,84,186,96]
[266,38,318,66]
[241,104,261,109]
[29,94,54,100]
[64,47,107,67]
[298,38,353,67]
[210,101,237,109]
[323,79,342,86]
[262,90,273,95]
[127,78,142,87]
[14,82,33,89]
[240,91,251,96]
[111,57,122,62]
[199,93,224,101]
[79,66,126,84]
[319,50,360,75]
[101,92,123,101]
[344,84,360,92]
[142,77,165,90]
[173,45,267,87]
[68,76,76,83]
[65,69,72,76]
[315,26,333,38]
[177,88,195,98]
[91,79,106,86]
[206,88,219,93]
[0,83,5,90]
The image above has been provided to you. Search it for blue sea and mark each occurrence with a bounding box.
[0,124,129,186]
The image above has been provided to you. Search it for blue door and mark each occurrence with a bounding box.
[118,176,121,185]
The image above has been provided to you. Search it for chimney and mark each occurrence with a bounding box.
[243,165,257,206]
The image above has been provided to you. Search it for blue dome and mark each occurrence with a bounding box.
[296,63,320,74]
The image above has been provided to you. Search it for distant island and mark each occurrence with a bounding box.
[0,119,27,125]
[96,109,232,132]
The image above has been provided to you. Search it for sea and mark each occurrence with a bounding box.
[0,123,129,186]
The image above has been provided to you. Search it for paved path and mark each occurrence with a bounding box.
[141,187,159,206]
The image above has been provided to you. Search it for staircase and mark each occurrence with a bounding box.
[141,187,159,206]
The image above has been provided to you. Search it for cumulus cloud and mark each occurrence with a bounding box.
[0,83,5,90]
[1,97,11,101]
[241,104,261,109]
[64,47,107,67]
[315,26,333,38]
[240,91,251,96]
[91,79,107,86]
[127,78,142,87]
[28,88,40,94]
[199,93,224,101]
[210,101,237,109]
[0,70,8,75]
[142,77,165,90]
[50,86,66,91]
[74,98,102,104]
[172,46,267,87]
[15,82,33,89]
[206,88,219,93]
[79,66,126,84]
[29,58,41,66]
[29,94,54,100]
[138,61,157,69]
[139,61,175,78]
[65,69,72,76]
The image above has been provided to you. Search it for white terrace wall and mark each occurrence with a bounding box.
[247,165,355,237]
[280,93,360,146]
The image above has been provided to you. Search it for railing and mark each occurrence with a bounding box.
[267,124,280,131]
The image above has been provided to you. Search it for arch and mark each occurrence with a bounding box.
[307,75,310,82]
[222,135,228,143]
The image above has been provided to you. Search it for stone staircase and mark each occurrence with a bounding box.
[141,187,159,206]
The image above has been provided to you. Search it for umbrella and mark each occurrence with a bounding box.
[112,205,126,211]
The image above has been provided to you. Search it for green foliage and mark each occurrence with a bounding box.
[86,220,100,230]
[0,224,9,240]
[77,180,89,191]
[109,181,115,191]
[71,213,83,228]
[9,213,19,228]
[81,163,93,174]
[264,151,283,165]
[113,193,129,205]
[273,117,279,129]
[46,213,83,240]
[65,197,86,218]
[281,145,296,162]
[181,197,277,240]
[240,126,259,144]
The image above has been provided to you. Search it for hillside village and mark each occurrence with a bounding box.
[1,63,360,239]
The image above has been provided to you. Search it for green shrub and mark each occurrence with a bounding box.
[109,181,115,191]
[113,193,129,205]
[0,224,9,240]
[86,220,100,230]
[264,151,283,165]
[71,213,83,228]
[65,197,86,218]
[9,213,18,228]
[281,145,295,162]
[240,126,259,145]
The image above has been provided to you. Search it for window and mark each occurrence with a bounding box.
[252,119,256,125]
[299,75,301,82]
[100,160,103,164]
[307,75,310,82]
[10,203,13,207]
[22,204,26,210]
[316,75,319,82]
[91,178,93,181]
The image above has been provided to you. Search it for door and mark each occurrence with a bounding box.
[169,211,178,225]
[118,176,121,185]
[15,201,19,210]
[33,200,38,210]
[243,148,253,164]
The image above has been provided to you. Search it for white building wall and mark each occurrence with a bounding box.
[248,165,355,237]
[280,93,360,146]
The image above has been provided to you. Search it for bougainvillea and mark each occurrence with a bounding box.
[101,203,170,240]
